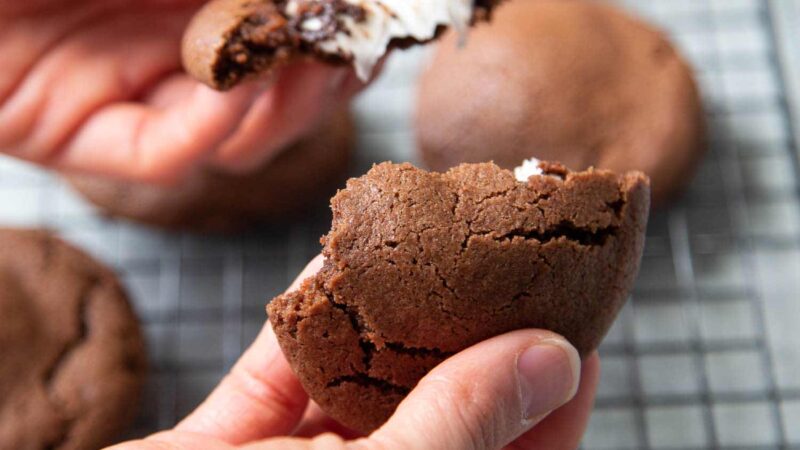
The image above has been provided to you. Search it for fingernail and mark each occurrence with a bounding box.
[517,338,581,421]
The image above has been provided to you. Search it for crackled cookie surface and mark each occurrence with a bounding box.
[182,0,502,89]
[268,161,650,432]
[0,229,146,450]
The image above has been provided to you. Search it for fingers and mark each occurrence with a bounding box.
[293,402,364,440]
[0,8,192,165]
[287,254,325,292]
[0,2,107,103]
[507,353,600,450]
[54,79,264,183]
[210,63,350,173]
[363,330,582,450]
[0,4,348,182]
[52,61,349,182]
[173,255,324,444]
[174,326,309,444]
[241,433,349,450]
[108,431,235,450]
[111,431,350,450]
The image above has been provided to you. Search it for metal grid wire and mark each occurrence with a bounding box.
[0,0,799,448]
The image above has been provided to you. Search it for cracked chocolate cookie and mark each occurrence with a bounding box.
[67,108,354,232]
[182,0,503,89]
[268,160,650,432]
[0,229,146,450]
[416,0,706,205]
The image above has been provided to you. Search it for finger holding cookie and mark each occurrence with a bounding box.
[110,255,600,450]
[0,0,362,183]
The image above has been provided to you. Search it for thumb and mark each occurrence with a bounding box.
[364,330,582,450]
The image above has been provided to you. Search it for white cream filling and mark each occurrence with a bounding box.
[286,0,474,80]
[514,158,545,182]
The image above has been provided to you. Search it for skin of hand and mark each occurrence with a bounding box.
[110,256,601,450]
[0,0,365,183]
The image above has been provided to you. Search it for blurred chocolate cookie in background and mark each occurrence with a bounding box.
[68,109,354,233]
[416,0,706,205]
[0,229,146,450]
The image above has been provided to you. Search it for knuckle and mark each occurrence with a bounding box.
[129,123,195,184]
[425,375,505,450]
[349,436,392,450]
[130,148,184,184]
[311,433,348,450]
[226,365,306,420]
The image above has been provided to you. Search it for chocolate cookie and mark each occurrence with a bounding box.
[0,229,146,450]
[416,0,705,205]
[182,0,503,89]
[268,160,650,432]
[68,109,354,232]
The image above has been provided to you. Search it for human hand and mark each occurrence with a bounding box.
[0,0,363,183]
[111,256,600,450]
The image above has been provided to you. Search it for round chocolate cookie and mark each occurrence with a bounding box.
[0,229,146,450]
[416,0,705,205]
[268,161,650,432]
[68,109,354,232]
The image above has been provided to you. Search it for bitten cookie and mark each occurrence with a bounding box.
[268,160,650,433]
[0,229,146,450]
[182,0,503,89]
[416,0,705,205]
[68,109,354,232]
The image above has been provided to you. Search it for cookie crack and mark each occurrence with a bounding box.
[491,294,526,316]
[486,221,619,247]
[322,288,376,371]
[402,226,470,323]
[41,234,56,272]
[384,342,453,359]
[42,276,99,449]
[525,191,553,210]
[538,251,555,272]
[44,278,96,384]
[473,186,514,206]
[423,261,457,298]
[461,183,554,239]
[420,261,470,323]
[322,280,453,373]
[607,198,625,219]
[325,374,410,396]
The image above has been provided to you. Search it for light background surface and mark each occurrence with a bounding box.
[1,0,799,448]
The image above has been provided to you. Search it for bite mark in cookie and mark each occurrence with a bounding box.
[183,0,502,89]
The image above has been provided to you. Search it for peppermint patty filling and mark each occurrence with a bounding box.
[514,158,546,182]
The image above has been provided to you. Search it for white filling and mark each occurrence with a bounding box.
[286,0,474,80]
[514,158,544,182]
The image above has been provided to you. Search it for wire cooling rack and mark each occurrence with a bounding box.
[1,0,799,448]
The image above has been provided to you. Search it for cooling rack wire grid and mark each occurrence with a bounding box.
[0,0,799,448]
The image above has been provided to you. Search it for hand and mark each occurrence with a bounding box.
[0,0,363,183]
[111,256,600,450]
